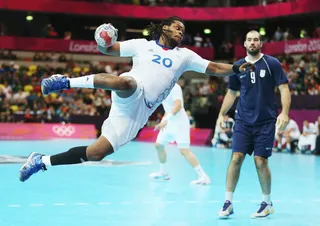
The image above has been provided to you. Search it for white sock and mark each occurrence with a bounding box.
[262,194,271,204]
[42,155,52,167]
[194,165,205,178]
[69,74,95,88]
[160,162,168,174]
[226,192,233,202]
[277,143,282,148]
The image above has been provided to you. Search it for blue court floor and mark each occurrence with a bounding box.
[1,139,320,226]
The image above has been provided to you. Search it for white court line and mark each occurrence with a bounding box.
[8,199,318,208]
[98,202,111,205]
[30,204,43,207]
[53,203,66,206]
[8,204,20,207]
[75,202,89,205]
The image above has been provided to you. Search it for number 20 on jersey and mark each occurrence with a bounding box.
[152,54,173,68]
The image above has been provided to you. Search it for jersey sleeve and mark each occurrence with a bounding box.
[271,58,288,86]
[119,39,147,57]
[184,49,210,73]
[228,74,241,91]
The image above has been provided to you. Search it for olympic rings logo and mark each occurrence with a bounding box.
[52,125,76,137]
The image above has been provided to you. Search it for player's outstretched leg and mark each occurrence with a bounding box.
[41,73,137,98]
[19,135,114,182]
[149,143,170,180]
[179,148,210,185]
[218,152,245,218]
[251,156,274,218]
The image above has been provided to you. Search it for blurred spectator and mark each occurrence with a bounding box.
[64,31,72,40]
[298,120,317,152]
[203,38,213,48]
[212,114,234,148]
[0,22,7,36]
[274,26,283,41]
[275,118,300,152]
[314,25,320,38]
[194,33,203,47]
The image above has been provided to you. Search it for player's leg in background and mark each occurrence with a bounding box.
[275,131,283,150]
[284,131,292,152]
[218,121,252,218]
[149,129,171,180]
[178,147,210,185]
[41,73,137,99]
[251,122,275,218]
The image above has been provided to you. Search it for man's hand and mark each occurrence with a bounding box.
[276,112,289,132]
[154,121,168,131]
[239,62,256,72]
[216,114,225,131]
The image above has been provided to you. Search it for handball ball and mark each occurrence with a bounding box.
[94,23,118,47]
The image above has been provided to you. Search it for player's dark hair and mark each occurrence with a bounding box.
[145,16,185,41]
[246,30,262,41]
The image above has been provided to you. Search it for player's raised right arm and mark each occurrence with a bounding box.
[97,42,120,57]
[185,49,254,77]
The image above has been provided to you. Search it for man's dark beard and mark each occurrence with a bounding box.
[162,30,179,48]
[247,47,260,56]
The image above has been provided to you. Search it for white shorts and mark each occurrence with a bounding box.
[101,75,152,151]
[156,110,190,149]
[298,134,316,151]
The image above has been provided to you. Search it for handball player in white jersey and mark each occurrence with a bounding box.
[19,16,252,182]
[150,83,210,185]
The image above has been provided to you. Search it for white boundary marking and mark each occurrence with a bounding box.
[5,199,320,207]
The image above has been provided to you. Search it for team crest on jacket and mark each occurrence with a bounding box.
[260,69,266,78]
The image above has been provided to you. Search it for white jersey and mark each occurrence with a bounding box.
[303,123,316,134]
[156,84,190,148]
[120,39,210,109]
[285,119,301,138]
[162,83,184,117]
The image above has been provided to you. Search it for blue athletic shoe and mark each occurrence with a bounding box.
[19,152,47,182]
[251,201,274,218]
[41,75,70,95]
[218,200,234,218]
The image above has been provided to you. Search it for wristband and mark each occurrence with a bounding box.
[232,64,241,74]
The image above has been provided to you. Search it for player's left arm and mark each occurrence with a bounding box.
[171,100,182,115]
[155,87,183,131]
[205,62,253,77]
[184,50,253,76]
[273,57,291,131]
[155,100,182,131]
[162,86,183,121]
